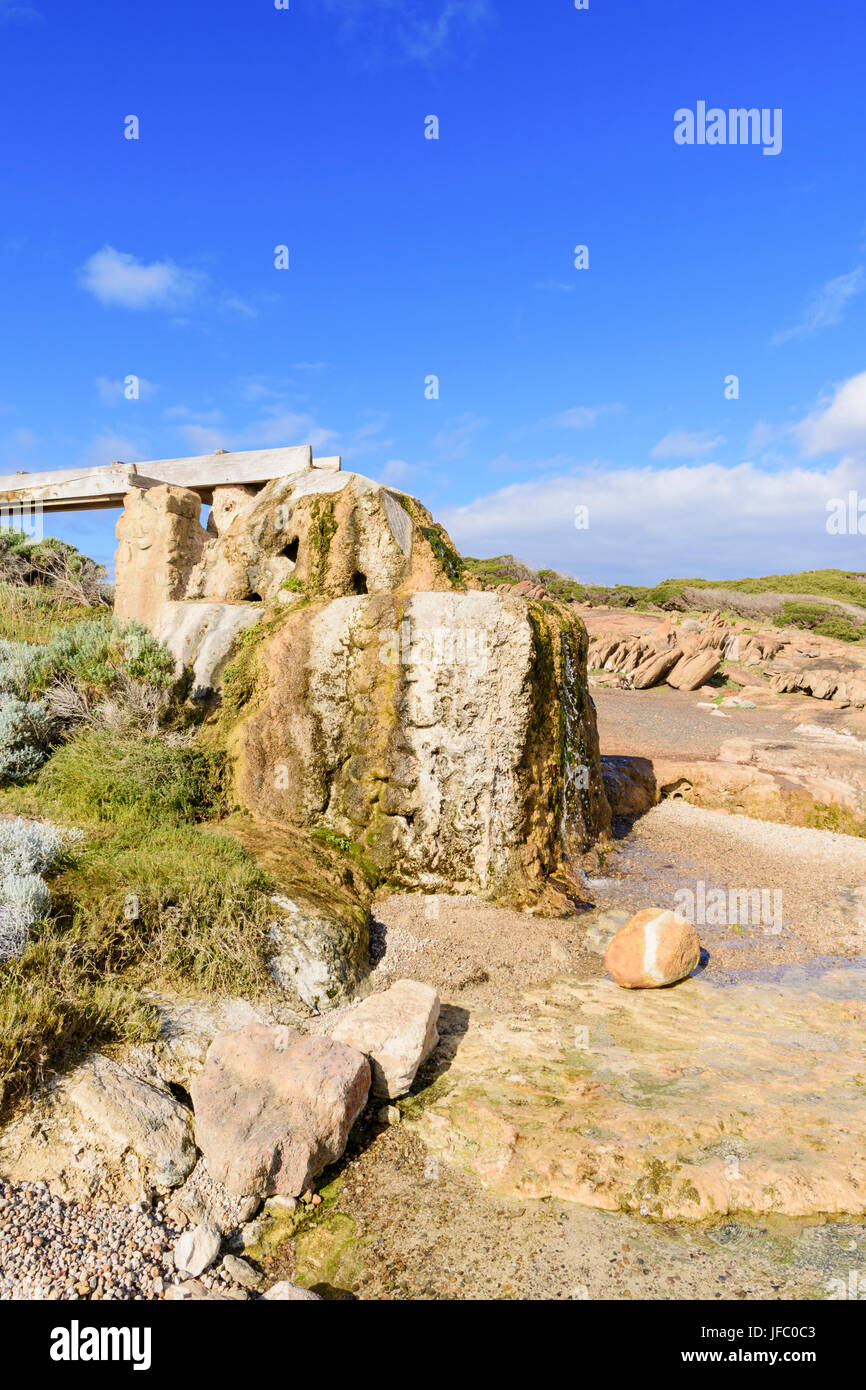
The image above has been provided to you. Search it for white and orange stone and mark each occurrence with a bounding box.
[604,908,701,989]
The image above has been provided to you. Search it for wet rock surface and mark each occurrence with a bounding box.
[411,965,866,1221]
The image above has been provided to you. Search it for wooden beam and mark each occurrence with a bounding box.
[0,446,341,513]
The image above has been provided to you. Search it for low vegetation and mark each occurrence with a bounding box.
[465,556,866,641]
[0,529,278,1110]
[771,601,866,643]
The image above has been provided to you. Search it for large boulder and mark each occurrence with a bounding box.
[68,1056,196,1192]
[629,649,682,690]
[329,979,440,1099]
[666,650,722,691]
[190,1024,370,1199]
[220,589,609,904]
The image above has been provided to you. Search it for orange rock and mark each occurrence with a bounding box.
[604,908,701,988]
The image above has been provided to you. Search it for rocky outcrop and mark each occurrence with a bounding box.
[115,468,610,905]
[329,979,440,1099]
[190,1024,370,1199]
[116,470,464,629]
[586,605,866,707]
[220,590,609,904]
[588,613,727,691]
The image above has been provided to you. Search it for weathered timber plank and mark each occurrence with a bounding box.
[0,446,340,512]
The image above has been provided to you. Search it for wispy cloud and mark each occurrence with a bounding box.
[342,412,395,461]
[321,0,492,63]
[771,267,865,345]
[534,280,575,294]
[431,413,486,461]
[650,429,724,460]
[540,403,622,430]
[80,247,205,311]
[0,0,43,25]
[78,432,146,469]
[164,399,338,457]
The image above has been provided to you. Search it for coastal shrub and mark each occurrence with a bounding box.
[28,616,174,697]
[771,601,866,643]
[0,876,51,962]
[38,727,226,826]
[0,641,40,698]
[0,530,108,607]
[0,817,73,876]
[0,696,52,782]
[0,817,78,964]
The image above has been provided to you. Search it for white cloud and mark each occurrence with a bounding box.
[795,370,866,457]
[534,280,575,294]
[79,247,206,310]
[540,404,622,430]
[771,267,865,345]
[650,429,725,460]
[439,458,866,584]
[322,0,491,63]
[96,376,156,403]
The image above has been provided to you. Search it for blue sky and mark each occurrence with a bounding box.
[2,0,866,583]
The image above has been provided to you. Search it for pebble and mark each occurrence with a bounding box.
[0,1181,248,1301]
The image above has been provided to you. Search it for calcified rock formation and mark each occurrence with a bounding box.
[223,588,608,903]
[115,467,610,906]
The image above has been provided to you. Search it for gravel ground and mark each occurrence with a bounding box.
[592,686,824,759]
[0,1181,246,1301]
[598,799,866,969]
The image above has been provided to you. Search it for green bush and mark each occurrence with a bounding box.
[27,616,174,696]
[38,728,226,826]
[771,601,866,642]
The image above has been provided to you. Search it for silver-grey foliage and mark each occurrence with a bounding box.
[0,817,81,963]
